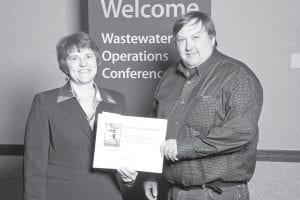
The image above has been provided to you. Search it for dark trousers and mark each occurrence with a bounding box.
[168,183,249,200]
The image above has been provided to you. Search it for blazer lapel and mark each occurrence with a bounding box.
[61,98,93,139]
[97,88,118,113]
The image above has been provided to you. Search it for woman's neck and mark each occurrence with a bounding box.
[70,81,95,98]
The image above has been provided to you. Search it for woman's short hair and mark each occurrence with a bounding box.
[173,11,217,46]
[56,32,101,75]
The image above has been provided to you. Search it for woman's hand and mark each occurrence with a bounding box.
[117,167,138,186]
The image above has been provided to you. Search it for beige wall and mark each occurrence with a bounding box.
[0,2,83,198]
[2,0,299,149]
[212,0,300,150]
[0,0,81,144]
[212,1,300,199]
[249,162,300,199]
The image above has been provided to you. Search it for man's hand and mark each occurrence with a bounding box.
[161,139,178,161]
[143,180,158,200]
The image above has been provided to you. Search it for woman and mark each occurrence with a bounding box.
[24,32,137,200]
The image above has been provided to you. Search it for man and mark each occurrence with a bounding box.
[144,11,263,200]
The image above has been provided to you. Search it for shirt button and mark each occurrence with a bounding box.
[174,121,178,125]
[170,164,174,167]
[187,81,191,85]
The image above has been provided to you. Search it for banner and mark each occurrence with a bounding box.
[89,0,211,116]
[89,1,211,199]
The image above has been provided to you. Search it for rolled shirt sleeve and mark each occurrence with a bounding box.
[177,75,263,159]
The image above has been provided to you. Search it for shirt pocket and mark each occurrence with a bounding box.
[185,95,217,135]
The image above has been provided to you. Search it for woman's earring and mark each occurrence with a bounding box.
[65,76,69,81]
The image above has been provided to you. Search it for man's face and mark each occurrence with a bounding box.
[176,19,215,68]
[65,47,97,85]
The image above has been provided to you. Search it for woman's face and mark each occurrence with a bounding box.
[65,47,97,85]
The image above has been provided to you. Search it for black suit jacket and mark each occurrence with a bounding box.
[24,83,127,200]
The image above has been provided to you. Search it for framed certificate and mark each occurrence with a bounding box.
[93,112,167,173]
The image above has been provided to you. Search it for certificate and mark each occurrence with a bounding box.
[93,112,167,173]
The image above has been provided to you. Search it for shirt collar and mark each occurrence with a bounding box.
[57,81,117,104]
[177,47,220,79]
[177,62,197,80]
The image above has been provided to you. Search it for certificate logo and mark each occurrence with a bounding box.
[104,123,122,147]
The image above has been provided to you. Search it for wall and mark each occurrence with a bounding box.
[212,0,300,150]
[0,1,84,199]
[0,0,82,144]
[249,162,300,199]
[2,0,299,149]
[212,0,300,199]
